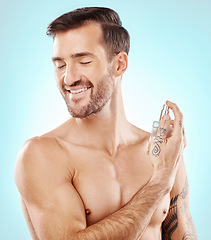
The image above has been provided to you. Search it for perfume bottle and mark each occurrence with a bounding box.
[147,104,169,155]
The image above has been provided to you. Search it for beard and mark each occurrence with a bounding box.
[60,67,114,119]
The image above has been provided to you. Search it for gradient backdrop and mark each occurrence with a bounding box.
[0,0,210,239]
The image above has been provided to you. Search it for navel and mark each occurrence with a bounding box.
[85,208,91,216]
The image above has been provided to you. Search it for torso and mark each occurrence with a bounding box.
[64,139,170,239]
[23,119,170,239]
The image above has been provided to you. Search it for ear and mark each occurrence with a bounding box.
[113,52,128,77]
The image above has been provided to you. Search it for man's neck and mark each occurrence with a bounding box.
[72,81,132,156]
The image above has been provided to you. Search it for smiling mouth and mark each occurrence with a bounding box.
[67,87,91,94]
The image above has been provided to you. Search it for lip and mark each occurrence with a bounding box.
[68,87,91,94]
[65,87,92,98]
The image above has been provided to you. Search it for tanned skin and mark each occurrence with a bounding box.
[14,22,197,240]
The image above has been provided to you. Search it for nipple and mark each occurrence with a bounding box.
[163,209,167,215]
[85,209,91,216]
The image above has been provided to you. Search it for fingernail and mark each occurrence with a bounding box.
[153,121,159,128]
[163,115,170,120]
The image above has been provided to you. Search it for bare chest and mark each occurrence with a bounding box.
[70,146,169,227]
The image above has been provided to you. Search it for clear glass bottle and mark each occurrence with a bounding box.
[147,104,169,155]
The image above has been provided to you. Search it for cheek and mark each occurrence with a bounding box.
[87,66,108,82]
[54,70,64,88]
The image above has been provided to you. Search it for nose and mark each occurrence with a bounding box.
[64,63,81,86]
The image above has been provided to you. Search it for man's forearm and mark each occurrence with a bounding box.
[74,174,170,240]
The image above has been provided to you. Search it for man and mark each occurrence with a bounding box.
[14,7,197,240]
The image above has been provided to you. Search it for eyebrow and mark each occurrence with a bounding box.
[52,57,64,62]
[52,52,95,62]
[71,52,95,58]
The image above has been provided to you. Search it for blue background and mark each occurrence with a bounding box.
[0,0,210,239]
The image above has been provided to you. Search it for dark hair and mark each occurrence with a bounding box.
[46,7,130,60]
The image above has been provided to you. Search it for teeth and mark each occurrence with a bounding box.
[70,88,88,94]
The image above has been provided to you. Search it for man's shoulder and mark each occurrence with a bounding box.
[15,117,80,174]
[18,135,63,159]
[129,123,151,145]
[15,135,72,183]
[15,136,60,176]
[14,135,76,198]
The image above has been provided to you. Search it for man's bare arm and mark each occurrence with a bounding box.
[162,157,197,240]
[14,101,185,240]
[15,137,171,240]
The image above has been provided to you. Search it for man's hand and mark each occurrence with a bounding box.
[149,101,187,190]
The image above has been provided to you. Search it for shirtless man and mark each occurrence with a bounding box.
[14,7,197,240]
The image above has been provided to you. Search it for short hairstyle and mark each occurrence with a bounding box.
[46,7,130,60]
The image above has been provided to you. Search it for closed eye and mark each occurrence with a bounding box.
[57,65,66,69]
[80,61,92,65]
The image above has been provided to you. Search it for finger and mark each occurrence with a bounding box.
[166,101,183,137]
[170,119,174,126]
[150,114,171,158]
[170,117,185,138]
[179,120,187,148]
[157,114,171,140]
[183,134,187,148]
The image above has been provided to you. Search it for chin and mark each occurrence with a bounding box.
[67,103,104,119]
[67,106,93,119]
